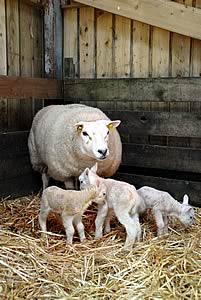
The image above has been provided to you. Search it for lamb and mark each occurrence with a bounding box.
[39,183,107,244]
[79,164,145,249]
[137,186,194,236]
[28,104,122,190]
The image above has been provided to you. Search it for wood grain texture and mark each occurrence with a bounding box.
[114,15,131,77]
[79,7,95,78]
[74,0,201,40]
[64,77,201,102]
[0,76,63,99]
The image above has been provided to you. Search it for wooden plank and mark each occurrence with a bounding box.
[114,15,131,78]
[6,0,21,130]
[0,131,29,154]
[63,8,78,77]
[114,172,201,207]
[79,7,95,78]
[96,10,113,78]
[151,27,170,77]
[121,143,201,173]
[0,0,7,130]
[64,78,201,102]
[0,76,63,99]
[132,21,149,78]
[105,110,201,138]
[74,0,201,40]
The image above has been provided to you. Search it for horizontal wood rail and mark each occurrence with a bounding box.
[0,76,63,99]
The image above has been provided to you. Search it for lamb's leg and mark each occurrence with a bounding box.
[104,208,114,234]
[152,209,165,236]
[115,211,138,250]
[95,202,109,239]
[38,205,50,233]
[42,172,49,190]
[163,214,169,234]
[73,215,85,242]
[131,213,141,242]
[62,214,75,244]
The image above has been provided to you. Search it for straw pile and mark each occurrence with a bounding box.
[0,194,200,299]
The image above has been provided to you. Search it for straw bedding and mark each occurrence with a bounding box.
[0,194,200,299]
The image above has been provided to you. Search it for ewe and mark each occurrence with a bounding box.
[28,104,121,190]
[39,183,107,244]
[137,186,194,236]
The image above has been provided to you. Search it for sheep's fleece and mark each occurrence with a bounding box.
[28,104,122,186]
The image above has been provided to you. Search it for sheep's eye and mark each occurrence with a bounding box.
[107,131,109,135]
[103,192,106,196]
[82,131,88,136]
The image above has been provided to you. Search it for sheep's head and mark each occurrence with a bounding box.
[178,194,194,226]
[75,120,121,160]
[79,163,98,190]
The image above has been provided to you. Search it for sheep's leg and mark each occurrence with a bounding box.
[115,211,138,250]
[104,208,114,234]
[95,203,109,239]
[162,214,169,234]
[62,214,75,244]
[152,209,165,236]
[73,215,85,242]
[42,172,49,190]
[64,177,75,190]
[131,213,141,242]
[39,206,50,233]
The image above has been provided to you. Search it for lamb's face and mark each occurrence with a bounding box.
[79,164,98,190]
[75,120,120,160]
[179,205,194,226]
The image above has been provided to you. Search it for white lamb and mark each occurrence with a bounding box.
[79,164,145,249]
[39,183,107,244]
[28,104,122,190]
[137,186,194,236]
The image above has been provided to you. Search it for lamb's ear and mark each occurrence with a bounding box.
[107,120,121,130]
[183,194,189,205]
[90,163,98,174]
[96,179,100,188]
[85,168,90,177]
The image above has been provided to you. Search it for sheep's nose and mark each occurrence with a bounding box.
[98,149,107,156]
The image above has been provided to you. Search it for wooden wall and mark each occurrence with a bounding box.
[0,0,43,132]
[63,0,201,79]
[63,1,201,207]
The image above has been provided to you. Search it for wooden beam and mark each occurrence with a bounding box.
[73,0,201,40]
[0,75,63,99]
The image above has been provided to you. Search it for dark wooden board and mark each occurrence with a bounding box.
[121,143,201,173]
[105,110,201,138]
[114,172,201,207]
[0,75,63,99]
[0,131,28,153]
[64,77,201,102]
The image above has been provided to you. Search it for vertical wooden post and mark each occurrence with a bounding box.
[44,0,63,79]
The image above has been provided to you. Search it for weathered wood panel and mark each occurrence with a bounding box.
[121,143,201,173]
[96,10,113,78]
[105,110,201,138]
[74,0,201,40]
[115,172,201,207]
[0,131,41,197]
[79,7,95,78]
[64,78,201,102]
[0,76,63,99]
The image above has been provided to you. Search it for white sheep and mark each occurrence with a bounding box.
[137,186,194,236]
[28,104,122,190]
[39,183,107,244]
[79,164,145,249]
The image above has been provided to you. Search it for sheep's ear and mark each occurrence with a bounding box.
[183,194,189,205]
[74,121,84,133]
[107,120,121,130]
[91,163,98,174]
[96,179,100,188]
[85,168,89,176]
